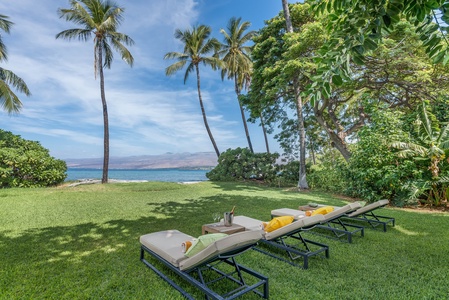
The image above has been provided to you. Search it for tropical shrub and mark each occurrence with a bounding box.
[391,103,449,207]
[306,149,348,193]
[344,109,418,206]
[0,130,67,187]
[206,147,279,183]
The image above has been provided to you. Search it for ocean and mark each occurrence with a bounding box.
[65,168,210,182]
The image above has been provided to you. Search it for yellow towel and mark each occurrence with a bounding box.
[311,206,334,216]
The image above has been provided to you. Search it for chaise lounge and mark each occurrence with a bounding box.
[341,199,395,232]
[140,229,269,300]
[271,203,365,243]
[231,214,329,269]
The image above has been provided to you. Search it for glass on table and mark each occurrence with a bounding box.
[212,212,221,226]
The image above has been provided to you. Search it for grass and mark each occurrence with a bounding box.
[1,181,448,299]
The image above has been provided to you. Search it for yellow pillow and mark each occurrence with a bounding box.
[263,216,294,232]
[184,233,228,257]
[311,206,334,216]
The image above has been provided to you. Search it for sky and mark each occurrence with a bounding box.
[0,0,292,160]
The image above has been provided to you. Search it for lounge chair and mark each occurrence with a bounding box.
[232,214,329,269]
[140,230,269,300]
[341,199,395,232]
[288,199,395,232]
[271,203,365,243]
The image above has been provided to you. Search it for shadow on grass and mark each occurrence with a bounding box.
[0,213,209,299]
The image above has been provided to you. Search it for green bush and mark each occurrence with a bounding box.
[206,147,279,183]
[306,150,348,193]
[343,110,418,206]
[0,130,67,187]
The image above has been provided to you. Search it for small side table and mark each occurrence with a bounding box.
[298,205,322,211]
[202,223,245,235]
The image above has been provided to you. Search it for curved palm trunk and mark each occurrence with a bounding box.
[98,46,109,184]
[282,0,309,189]
[234,74,254,153]
[195,64,220,158]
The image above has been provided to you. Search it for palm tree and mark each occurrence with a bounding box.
[56,0,134,183]
[281,0,309,189]
[0,14,31,114]
[164,25,222,158]
[217,17,256,153]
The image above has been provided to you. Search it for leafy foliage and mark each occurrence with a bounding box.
[206,147,279,183]
[0,130,67,187]
[306,149,348,193]
[343,108,417,205]
[391,102,449,206]
[309,0,449,106]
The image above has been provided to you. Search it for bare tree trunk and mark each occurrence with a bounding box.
[282,0,309,189]
[294,79,309,189]
[313,104,352,161]
[99,46,109,184]
[282,0,293,32]
[260,112,270,153]
[234,75,254,153]
[195,64,220,158]
[310,140,316,165]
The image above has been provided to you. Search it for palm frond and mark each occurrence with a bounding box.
[57,0,133,76]
[183,63,195,84]
[101,39,114,69]
[165,60,188,76]
[110,38,134,66]
[164,52,188,61]
[0,14,13,33]
[55,28,92,41]
[0,14,13,62]
[0,68,31,96]
[0,79,23,114]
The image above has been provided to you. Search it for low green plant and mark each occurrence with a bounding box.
[0,130,67,187]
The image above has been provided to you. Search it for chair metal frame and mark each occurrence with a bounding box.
[255,227,329,269]
[140,243,269,300]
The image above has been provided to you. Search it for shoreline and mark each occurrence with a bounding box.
[67,179,204,187]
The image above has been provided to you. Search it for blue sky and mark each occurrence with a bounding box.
[0,0,292,160]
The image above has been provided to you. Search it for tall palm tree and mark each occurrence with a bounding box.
[217,17,256,153]
[56,0,134,183]
[0,14,30,114]
[164,25,222,158]
[281,0,309,189]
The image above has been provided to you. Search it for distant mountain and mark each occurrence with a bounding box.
[65,152,218,169]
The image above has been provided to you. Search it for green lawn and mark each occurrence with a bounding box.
[1,181,448,299]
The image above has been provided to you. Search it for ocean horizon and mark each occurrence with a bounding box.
[66,168,210,182]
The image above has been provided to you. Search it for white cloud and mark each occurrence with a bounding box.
[0,0,283,159]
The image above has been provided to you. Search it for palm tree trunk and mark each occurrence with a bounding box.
[234,74,254,153]
[282,0,309,189]
[260,112,270,153]
[99,46,109,184]
[195,64,220,158]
